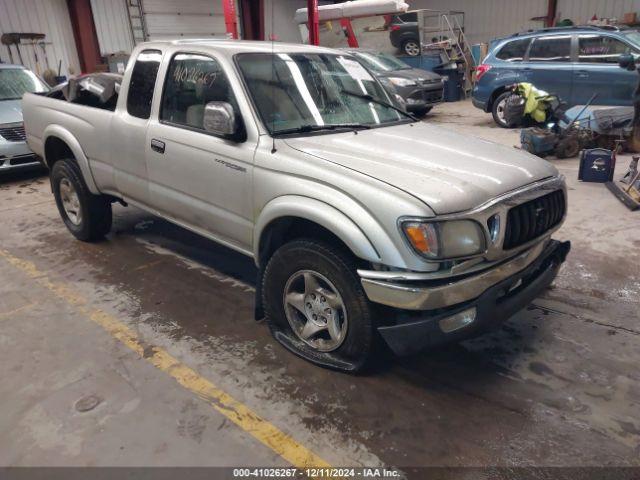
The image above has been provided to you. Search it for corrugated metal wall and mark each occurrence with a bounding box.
[408,0,548,45]
[0,0,80,77]
[91,0,134,55]
[557,0,640,24]
[407,0,640,44]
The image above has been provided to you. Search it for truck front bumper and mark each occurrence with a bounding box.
[359,240,570,356]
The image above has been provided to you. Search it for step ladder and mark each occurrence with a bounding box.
[126,0,149,46]
[439,13,475,98]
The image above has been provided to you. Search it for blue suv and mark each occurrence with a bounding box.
[472,26,640,127]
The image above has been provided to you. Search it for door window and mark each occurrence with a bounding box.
[127,50,162,119]
[528,36,571,62]
[160,53,238,131]
[496,38,531,62]
[578,35,634,63]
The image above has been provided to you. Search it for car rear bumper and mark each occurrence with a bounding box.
[472,95,489,112]
[364,239,570,356]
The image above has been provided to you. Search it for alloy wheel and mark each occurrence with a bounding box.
[283,270,348,352]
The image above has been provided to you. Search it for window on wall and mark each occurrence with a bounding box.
[127,50,162,119]
[496,38,531,62]
[578,35,634,63]
[528,36,571,62]
[160,53,237,131]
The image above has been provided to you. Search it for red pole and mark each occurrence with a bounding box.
[307,0,319,45]
[223,0,239,39]
[340,18,358,48]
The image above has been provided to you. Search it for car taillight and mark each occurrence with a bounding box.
[390,25,401,31]
[475,64,492,81]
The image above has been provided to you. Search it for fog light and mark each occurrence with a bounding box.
[439,307,477,333]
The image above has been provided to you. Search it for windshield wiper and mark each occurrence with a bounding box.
[341,89,419,121]
[272,123,372,136]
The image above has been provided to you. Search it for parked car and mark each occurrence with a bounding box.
[0,64,49,172]
[389,12,421,56]
[345,48,443,116]
[473,26,640,127]
[23,40,569,372]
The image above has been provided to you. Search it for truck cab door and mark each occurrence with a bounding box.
[110,50,163,206]
[145,52,255,253]
[523,35,573,103]
[573,34,638,106]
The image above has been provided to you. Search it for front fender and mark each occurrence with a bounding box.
[254,195,384,266]
[43,125,100,195]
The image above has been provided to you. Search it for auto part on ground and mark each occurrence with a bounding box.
[503,83,566,128]
[578,148,616,183]
[46,73,122,111]
[520,94,598,159]
[606,155,640,210]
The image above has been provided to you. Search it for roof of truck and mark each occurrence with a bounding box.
[140,38,342,55]
[0,63,26,69]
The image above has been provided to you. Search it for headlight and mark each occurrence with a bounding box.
[401,220,486,260]
[388,77,417,87]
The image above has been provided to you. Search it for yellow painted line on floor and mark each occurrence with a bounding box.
[0,248,331,469]
[0,301,35,320]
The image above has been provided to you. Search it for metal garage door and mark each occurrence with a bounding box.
[130,0,239,44]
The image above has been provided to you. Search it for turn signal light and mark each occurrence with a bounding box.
[475,64,492,81]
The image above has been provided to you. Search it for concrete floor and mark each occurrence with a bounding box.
[1,99,639,471]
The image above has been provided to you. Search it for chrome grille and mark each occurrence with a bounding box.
[503,190,565,250]
[0,124,26,142]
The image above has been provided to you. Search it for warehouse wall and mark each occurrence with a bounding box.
[407,0,548,45]
[407,0,640,44]
[557,0,640,24]
[0,0,80,77]
[91,0,134,55]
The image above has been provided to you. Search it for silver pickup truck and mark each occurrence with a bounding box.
[23,40,570,372]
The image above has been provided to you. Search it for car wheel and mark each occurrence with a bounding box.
[262,239,376,373]
[414,106,433,118]
[492,91,516,128]
[402,39,421,57]
[51,159,112,242]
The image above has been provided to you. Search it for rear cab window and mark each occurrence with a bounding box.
[160,52,239,133]
[127,49,162,119]
[528,35,571,62]
[496,38,531,62]
[578,34,635,63]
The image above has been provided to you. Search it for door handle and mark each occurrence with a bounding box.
[575,70,589,78]
[150,139,165,154]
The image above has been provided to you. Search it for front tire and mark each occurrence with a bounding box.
[262,239,376,372]
[414,106,433,118]
[51,159,112,242]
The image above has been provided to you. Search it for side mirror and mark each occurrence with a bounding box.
[619,53,637,71]
[203,101,238,139]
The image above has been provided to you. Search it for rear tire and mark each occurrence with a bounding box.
[492,91,516,128]
[262,239,376,373]
[402,39,421,57]
[51,159,112,242]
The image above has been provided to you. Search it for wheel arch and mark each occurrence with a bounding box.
[43,125,100,195]
[254,196,382,269]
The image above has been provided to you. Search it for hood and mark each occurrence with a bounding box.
[284,122,558,215]
[377,68,441,82]
[0,100,23,125]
